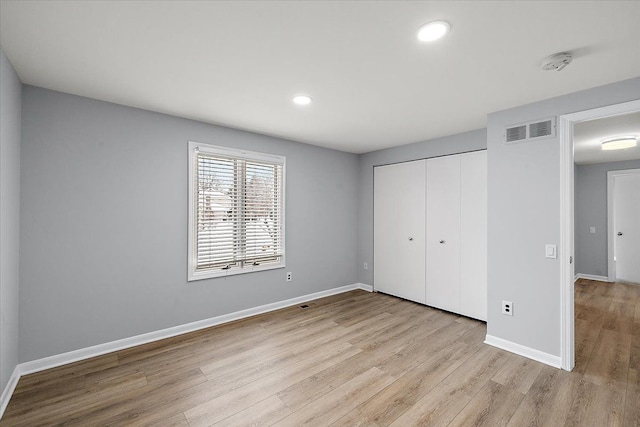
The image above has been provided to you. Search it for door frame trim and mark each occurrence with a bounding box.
[559,98,640,371]
[607,168,640,282]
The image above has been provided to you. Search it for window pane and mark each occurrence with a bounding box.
[196,155,239,269]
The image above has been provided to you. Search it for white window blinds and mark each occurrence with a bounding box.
[188,142,285,280]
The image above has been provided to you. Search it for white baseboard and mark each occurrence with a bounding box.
[1,282,372,419]
[574,273,610,282]
[484,334,561,369]
[355,283,373,292]
[0,366,20,419]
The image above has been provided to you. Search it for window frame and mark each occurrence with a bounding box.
[188,141,286,281]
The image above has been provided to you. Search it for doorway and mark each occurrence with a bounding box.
[559,99,640,371]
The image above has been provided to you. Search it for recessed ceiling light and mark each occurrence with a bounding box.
[417,21,450,42]
[293,95,312,105]
[601,136,637,151]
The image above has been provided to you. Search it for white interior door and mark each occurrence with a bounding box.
[426,155,461,313]
[614,172,640,284]
[374,160,426,303]
[460,151,487,321]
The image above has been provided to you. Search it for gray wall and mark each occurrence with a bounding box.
[19,86,359,363]
[487,77,640,357]
[357,129,487,285]
[575,159,640,278]
[0,49,22,392]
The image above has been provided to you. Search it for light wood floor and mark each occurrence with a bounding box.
[2,279,639,426]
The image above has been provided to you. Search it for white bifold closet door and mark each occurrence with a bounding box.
[374,160,426,303]
[425,151,487,320]
[460,151,487,320]
[425,155,461,313]
[374,151,487,321]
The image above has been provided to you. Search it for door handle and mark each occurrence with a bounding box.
[439,240,445,244]
[617,232,623,236]
[408,237,413,241]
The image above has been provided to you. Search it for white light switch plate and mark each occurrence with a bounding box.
[589,227,596,234]
[545,244,557,259]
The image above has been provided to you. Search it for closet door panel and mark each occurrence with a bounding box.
[374,160,426,303]
[460,151,488,321]
[426,156,461,313]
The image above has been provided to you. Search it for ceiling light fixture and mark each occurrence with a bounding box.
[601,136,637,151]
[293,95,312,105]
[417,21,450,42]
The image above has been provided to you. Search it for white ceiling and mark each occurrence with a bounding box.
[1,1,639,154]
[574,112,640,165]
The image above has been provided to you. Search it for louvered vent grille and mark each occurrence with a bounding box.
[504,117,556,144]
[506,125,527,143]
[529,120,553,138]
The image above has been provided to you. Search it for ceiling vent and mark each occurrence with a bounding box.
[504,118,556,144]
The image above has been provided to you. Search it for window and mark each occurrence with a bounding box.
[188,141,285,280]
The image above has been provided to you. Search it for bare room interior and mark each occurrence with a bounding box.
[0,1,639,426]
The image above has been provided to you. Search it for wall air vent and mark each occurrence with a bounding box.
[506,125,527,143]
[504,117,556,144]
[529,119,553,139]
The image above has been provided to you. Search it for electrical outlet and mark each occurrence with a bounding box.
[286,272,292,282]
[363,262,368,270]
[502,300,513,316]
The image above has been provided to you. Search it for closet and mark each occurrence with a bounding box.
[373,150,487,321]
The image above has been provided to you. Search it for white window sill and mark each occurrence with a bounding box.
[188,262,285,281]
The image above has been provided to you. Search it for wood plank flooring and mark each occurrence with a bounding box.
[1,278,639,426]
